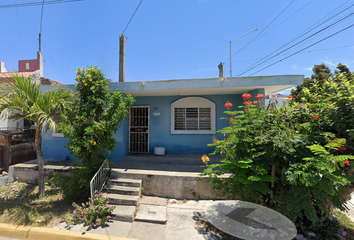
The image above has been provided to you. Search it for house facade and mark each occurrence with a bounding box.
[40,75,303,161]
[0,52,63,130]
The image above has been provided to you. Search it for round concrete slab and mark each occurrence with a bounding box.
[204,200,296,240]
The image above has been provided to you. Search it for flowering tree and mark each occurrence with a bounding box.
[201,93,354,229]
[52,66,134,202]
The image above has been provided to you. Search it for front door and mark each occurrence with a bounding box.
[129,106,149,153]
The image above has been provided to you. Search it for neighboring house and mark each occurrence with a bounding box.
[265,93,290,108]
[40,75,303,161]
[0,51,63,130]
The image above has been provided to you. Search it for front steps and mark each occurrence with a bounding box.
[103,178,142,222]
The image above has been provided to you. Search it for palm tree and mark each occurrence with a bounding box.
[0,75,72,196]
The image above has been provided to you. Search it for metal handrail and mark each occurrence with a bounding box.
[90,159,110,199]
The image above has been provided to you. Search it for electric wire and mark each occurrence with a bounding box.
[14,0,23,56]
[236,0,354,76]
[39,0,45,51]
[252,0,315,42]
[122,0,143,35]
[42,45,67,79]
[237,11,354,76]
[0,0,84,9]
[249,23,354,76]
[230,0,295,59]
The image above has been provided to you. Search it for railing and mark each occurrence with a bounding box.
[90,159,110,199]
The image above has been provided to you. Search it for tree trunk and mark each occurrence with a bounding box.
[35,130,45,196]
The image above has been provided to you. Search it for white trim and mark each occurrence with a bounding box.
[52,132,64,138]
[171,97,215,134]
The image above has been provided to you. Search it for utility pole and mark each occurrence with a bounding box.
[119,34,125,82]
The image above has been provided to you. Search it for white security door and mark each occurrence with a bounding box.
[129,106,149,153]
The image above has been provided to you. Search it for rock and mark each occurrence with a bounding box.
[295,234,307,240]
[305,231,316,238]
[334,233,347,240]
[2,171,8,176]
[338,229,347,237]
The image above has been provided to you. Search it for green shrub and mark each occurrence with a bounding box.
[201,92,354,225]
[65,191,115,227]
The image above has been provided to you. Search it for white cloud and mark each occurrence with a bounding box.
[320,58,337,67]
[303,67,313,71]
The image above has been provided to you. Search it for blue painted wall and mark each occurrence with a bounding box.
[42,91,264,161]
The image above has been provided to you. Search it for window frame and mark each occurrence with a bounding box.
[51,115,64,138]
[171,97,216,135]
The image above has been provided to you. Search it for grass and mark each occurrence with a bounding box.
[0,180,72,227]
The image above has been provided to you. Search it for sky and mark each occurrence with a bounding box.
[0,0,353,95]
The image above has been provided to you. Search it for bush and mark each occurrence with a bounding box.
[53,66,134,202]
[65,192,115,227]
[201,92,354,225]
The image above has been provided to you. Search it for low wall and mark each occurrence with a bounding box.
[112,169,233,200]
[11,160,233,200]
[11,160,76,183]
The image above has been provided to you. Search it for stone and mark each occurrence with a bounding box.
[305,231,316,237]
[2,171,8,176]
[338,229,348,237]
[8,166,14,183]
[295,234,307,240]
[334,233,347,240]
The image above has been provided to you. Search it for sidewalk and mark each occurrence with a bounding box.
[53,196,219,240]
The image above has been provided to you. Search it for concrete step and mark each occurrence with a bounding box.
[109,178,142,188]
[103,193,139,206]
[106,185,140,196]
[111,205,137,222]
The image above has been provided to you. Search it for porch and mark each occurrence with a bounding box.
[110,153,230,200]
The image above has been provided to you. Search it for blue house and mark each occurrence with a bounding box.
[41,75,303,162]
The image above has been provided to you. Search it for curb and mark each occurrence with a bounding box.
[0,223,136,240]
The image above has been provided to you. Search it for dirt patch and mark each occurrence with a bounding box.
[0,180,71,227]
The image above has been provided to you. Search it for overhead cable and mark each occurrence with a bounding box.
[236,1,354,76]
[122,0,143,34]
[249,23,354,76]
[0,0,84,9]
[237,11,354,76]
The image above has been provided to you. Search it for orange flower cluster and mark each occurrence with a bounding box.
[242,93,251,101]
[201,155,210,164]
[225,102,233,108]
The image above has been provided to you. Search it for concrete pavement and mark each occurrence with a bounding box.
[52,196,219,240]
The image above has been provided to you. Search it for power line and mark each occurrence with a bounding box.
[230,0,295,59]
[252,0,315,43]
[236,1,354,76]
[237,11,354,76]
[39,0,45,51]
[122,0,143,35]
[249,23,354,76]
[14,0,23,56]
[0,0,84,9]
[42,45,67,79]
[235,1,354,76]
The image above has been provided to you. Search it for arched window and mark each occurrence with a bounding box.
[171,97,215,134]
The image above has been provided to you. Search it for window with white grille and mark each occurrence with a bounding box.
[174,108,211,130]
[171,97,215,134]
